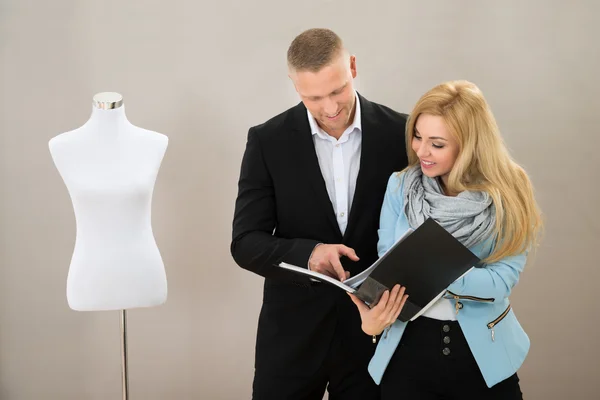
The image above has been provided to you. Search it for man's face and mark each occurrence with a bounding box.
[289,53,357,138]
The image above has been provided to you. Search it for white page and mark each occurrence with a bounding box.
[277,262,357,293]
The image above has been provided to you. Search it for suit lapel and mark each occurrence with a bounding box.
[288,103,343,238]
[344,94,380,239]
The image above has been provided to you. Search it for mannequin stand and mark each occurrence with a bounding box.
[120,310,129,400]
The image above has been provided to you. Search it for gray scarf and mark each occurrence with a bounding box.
[402,165,496,248]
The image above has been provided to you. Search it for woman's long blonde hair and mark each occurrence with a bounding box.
[403,80,543,264]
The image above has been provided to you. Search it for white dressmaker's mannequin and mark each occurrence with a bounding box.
[49,92,168,312]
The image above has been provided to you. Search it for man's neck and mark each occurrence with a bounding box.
[318,100,357,140]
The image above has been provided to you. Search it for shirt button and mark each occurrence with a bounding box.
[443,325,450,333]
[339,212,345,217]
[442,347,451,356]
[443,336,451,344]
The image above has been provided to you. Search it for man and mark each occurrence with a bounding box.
[231,28,408,400]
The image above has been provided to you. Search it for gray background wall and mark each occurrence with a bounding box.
[1,0,598,399]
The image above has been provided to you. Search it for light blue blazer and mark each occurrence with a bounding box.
[368,172,530,388]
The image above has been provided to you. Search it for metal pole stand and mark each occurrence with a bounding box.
[120,309,129,400]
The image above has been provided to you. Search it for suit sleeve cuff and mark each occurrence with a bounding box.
[281,239,321,270]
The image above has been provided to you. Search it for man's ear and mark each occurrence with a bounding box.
[349,55,357,79]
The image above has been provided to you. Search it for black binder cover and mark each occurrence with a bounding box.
[354,218,480,321]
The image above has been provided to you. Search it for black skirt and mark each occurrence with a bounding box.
[380,316,523,400]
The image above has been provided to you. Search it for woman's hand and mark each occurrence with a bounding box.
[348,284,408,336]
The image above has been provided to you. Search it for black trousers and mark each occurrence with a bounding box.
[252,326,379,400]
[381,317,523,400]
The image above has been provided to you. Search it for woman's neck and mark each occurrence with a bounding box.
[439,175,459,197]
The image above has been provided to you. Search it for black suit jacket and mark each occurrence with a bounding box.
[231,93,408,376]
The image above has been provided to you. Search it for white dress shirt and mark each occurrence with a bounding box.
[307,91,362,236]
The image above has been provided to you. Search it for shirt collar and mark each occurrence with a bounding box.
[307,90,361,139]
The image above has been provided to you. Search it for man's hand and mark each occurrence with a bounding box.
[348,285,408,336]
[308,244,359,282]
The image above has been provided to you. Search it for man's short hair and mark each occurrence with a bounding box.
[287,28,345,73]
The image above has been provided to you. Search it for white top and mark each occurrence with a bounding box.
[307,91,362,236]
[422,297,458,321]
[49,103,168,311]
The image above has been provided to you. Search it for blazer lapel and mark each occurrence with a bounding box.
[344,94,380,239]
[289,103,343,238]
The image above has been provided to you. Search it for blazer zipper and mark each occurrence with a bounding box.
[446,290,494,315]
[487,304,512,342]
[373,326,392,344]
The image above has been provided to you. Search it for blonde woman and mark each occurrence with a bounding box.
[349,80,543,399]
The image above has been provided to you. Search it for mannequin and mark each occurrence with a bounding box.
[49,92,169,311]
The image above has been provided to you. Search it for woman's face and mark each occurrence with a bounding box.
[411,114,460,189]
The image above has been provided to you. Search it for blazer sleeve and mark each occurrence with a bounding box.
[230,127,320,280]
[377,173,404,258]
[446,241,527,303]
